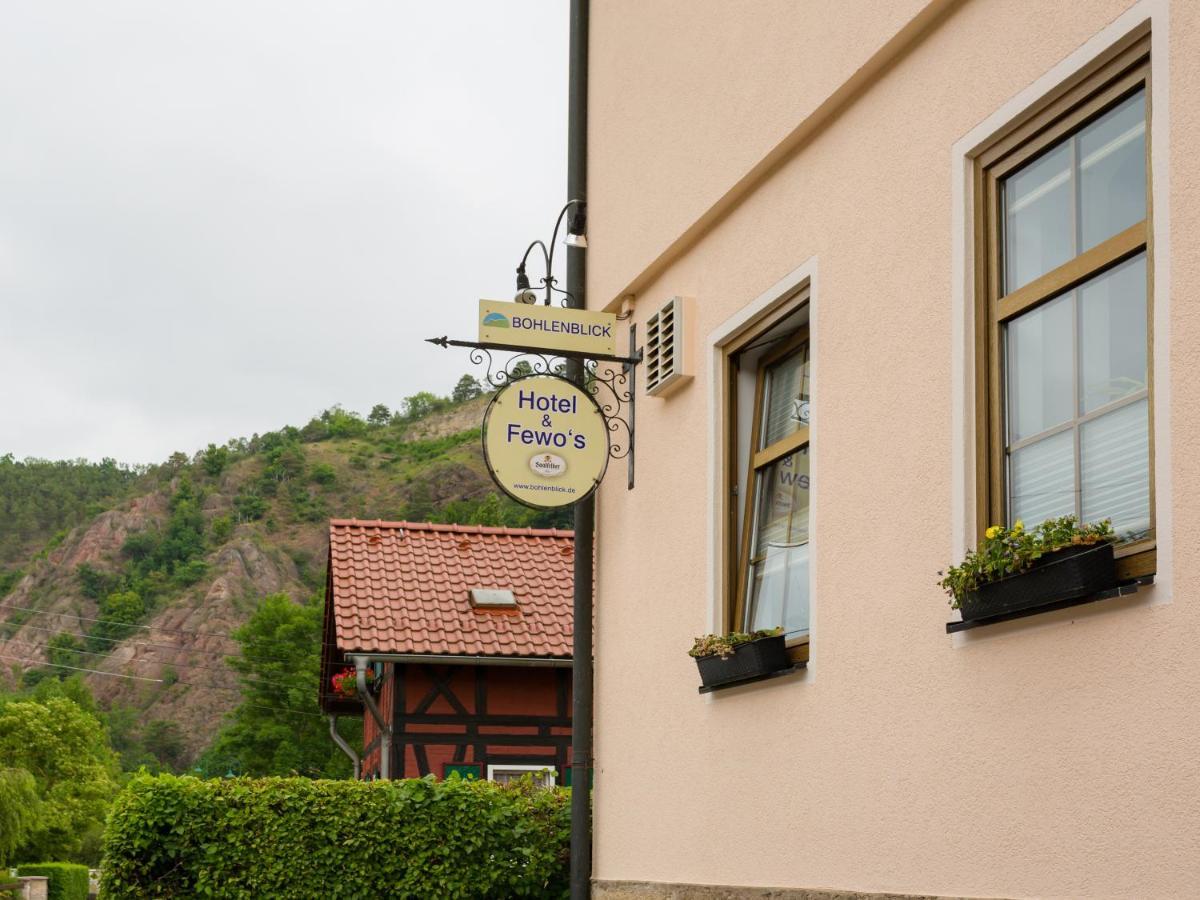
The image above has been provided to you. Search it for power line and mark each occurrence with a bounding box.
[10,621,303,680]
[0,600,265,645]
[0,652,163,683]
[1,649,328,719]
[5,633,303,692]
[0,601,342,664]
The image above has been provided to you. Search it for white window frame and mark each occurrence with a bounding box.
[486,764,557,787]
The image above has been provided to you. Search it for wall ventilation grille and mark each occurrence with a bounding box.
[644,296,691,397]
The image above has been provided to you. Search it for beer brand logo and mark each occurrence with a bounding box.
[529,453,567,477]
[482,312,510,328]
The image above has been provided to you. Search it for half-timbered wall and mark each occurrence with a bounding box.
[361,662,572,782]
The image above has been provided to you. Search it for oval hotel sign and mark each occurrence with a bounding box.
[483,374,609,509]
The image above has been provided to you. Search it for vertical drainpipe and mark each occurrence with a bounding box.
[354,656,390,780]
[328,714,361,780]
[566,1,592,898]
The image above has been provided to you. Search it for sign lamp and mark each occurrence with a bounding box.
[513,200,587,306]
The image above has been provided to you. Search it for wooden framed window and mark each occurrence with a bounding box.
[726,316,811,662]
[975,34,1154,580]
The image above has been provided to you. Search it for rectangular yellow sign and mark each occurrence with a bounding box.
[478,299,617,357]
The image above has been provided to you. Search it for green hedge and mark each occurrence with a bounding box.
[16,863,89,900]
[100,774,570,899]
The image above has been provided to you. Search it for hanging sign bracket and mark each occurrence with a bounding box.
[425,332,640,493]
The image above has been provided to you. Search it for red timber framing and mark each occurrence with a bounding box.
[360,662,572,780]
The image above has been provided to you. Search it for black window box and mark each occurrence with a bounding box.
[694,634,792,691]
[956,542,1117,622]
[944,542,1146,634]
[697,663,805,694]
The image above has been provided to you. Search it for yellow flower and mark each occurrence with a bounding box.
[1013,519,1025,533]
[985,525,1001,540]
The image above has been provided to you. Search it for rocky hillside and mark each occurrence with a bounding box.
[0,392,565,762]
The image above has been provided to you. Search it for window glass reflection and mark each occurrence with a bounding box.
[746,448,810,636]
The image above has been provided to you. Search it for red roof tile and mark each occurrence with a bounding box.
[326,520,574,659]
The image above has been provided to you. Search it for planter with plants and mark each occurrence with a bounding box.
[939,515,1119,622]
[688,627,791,690]
[330,665,379,700]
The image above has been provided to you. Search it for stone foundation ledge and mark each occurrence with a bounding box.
[593,880,1008,900]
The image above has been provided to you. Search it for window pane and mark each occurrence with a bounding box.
[1081,398,1150,538]
[1003,143,1073,292]
[760,344,810,447]
[1080,91,1146,251]
[752,448,810,553]
[1009,430,1075,527]
[1007,292,1073,442]
[746,448,810,635]
[1079,254,1147,413]
[747,545,809,636]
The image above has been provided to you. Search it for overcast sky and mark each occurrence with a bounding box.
[0,1,567,464]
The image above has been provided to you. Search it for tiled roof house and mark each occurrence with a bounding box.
[320,520,575,783]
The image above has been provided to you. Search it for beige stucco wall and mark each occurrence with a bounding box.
[589,1,1200,898]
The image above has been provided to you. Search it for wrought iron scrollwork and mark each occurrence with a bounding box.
[427,332,640,489]
[468,347,565,389]
[584,359,633,462]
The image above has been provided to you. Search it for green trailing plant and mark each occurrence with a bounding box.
[15,864,89,900]
[937,515,1116,608]
[100,774,571,899]
[688,627,783,659]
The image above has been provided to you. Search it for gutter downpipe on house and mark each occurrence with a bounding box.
[327,714,361,780]
[566,1,592,897]
[354,655,391,780]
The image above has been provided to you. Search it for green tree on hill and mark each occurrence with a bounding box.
[199,593,359,778]
[233,492,267,522]
[401,391,448,421]
[202,443,230,477]
[452,374,483,403]
[0,454,142,565]
[141,720,187,771]
[46,632,86,669]
[87,590,145,651]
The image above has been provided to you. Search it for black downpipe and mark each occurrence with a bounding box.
[566,1,592,898]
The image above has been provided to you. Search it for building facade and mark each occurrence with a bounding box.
[587,1,1198,897]
[318,520,573,784]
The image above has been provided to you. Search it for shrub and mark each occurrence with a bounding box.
[209,515,233,545]
[100,774,570,899]
[233,492,267,522]
[171,559,209,587]
[308,462,336,485]
[16,863,89,900]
